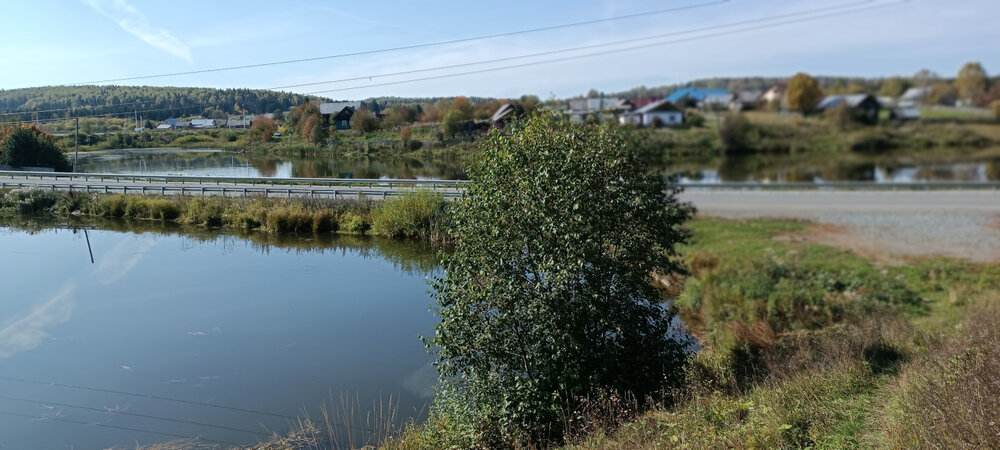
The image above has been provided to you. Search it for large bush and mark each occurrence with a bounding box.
[428,114,693,445]
[0,125,71,171]
[370,190,447,240]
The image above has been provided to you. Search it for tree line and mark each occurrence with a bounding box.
[0,85,326,122]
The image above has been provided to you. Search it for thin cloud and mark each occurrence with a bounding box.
[0,286,76,359]
[82,0,192,62]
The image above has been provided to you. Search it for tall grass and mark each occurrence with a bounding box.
[0,188,450,242]
[879,302,1000,447]
[371,190,448,241]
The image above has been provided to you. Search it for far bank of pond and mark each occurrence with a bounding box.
[72,146,1000,183]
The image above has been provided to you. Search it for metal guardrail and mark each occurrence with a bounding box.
[0,170,471,188]
[0,181,466,200]
[2,170,998,192]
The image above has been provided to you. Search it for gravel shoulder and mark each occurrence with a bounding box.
[682,190,1000,263]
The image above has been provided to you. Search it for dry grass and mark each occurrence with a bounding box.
[877,302,1000,448]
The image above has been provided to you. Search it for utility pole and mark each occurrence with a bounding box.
[74,117,79,172]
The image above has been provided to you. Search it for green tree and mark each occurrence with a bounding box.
[0,125,71,171]
[439,109,464,139]
[786,72,824,112]
[956,62,989,102]
[878,76,910,98]
[450,96,474,121]
[351,108,381,134]
[719,113,754,152]
[428,114,692,445]
[272,109,285,122]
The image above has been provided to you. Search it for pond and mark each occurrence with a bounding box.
[0,218,440,448]
[75,148,469,180]
[75,148,1000,184]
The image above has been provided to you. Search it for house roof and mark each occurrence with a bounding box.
[816,94,880,110]
[635,99,681,114]
[900,86,932,102]
[320,102,361,115]
[163,118,180,125]
[156,123,173,129]
[703,93,734,105]
[665,88,730,103]
[567,98,623,112]
[227,119,251,127]
[734,90,764,103]
[491,103,515,122]
[190,119,216,127]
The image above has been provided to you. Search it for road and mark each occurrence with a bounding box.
[678,189,1000,215]
[679,189,1000,263]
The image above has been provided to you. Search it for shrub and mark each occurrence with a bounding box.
[718,114,754,153]
[181,197,225,227]
[428,114,693,446]
[371,190,447,239]
[339,212,370,234]
[0,125,71,171]
[0,189,62,214]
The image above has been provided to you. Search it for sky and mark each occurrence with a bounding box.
[0,0,997,101]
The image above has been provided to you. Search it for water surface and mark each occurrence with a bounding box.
[76,147,1000,184]
[0,219,439,448]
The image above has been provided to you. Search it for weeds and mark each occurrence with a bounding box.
[0,188,450,242]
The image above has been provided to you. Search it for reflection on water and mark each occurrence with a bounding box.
[0,217,441,448]
[78,148,999,184]
[673,155,1000,183]
[77,148,468,180]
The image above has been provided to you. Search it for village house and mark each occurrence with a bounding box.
[815,94,882,124]
[190,118,217,129]
[761,84,786,106]
[490,103,516,129]
[730,90,764,111]
[320,102,362,129]
[619,99,683,127]
[566,97,623,122]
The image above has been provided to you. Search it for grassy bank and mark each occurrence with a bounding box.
[382,218,1000,449]
[0,188,451,243]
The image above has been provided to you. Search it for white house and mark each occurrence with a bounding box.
[620,99,683,127]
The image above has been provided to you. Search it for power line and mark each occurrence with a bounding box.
[70,0,727,85]
[0,410,240,446]
[0,100,155,117]
[304,0,907,95]
[5,0,905,122]
[0,394,266,436]
[267,0,874,92]
[0,375,296,420]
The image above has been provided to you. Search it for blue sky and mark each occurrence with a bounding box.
[0,0,997,100]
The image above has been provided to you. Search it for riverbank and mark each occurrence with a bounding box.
[384,217,1000,449]
[55,116,1000,168]
[0,188,451,242]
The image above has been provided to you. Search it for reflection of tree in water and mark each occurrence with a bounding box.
[0,215,442,275]
[252,159,278,177]
[821,163,875,182]
[987,160,1000,181]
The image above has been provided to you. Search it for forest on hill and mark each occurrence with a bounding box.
[0,85,330,122]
